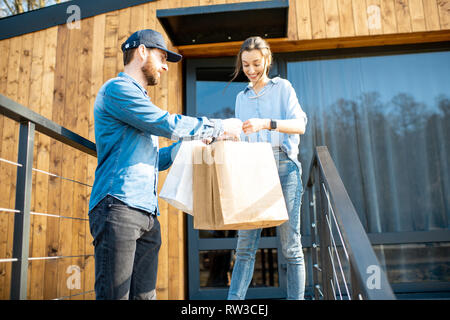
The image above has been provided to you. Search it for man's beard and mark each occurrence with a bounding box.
[142,57,159,86]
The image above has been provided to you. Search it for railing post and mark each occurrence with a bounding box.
[10,121,35,300]
[309,170,318,299]
[308,184,321,300]
[350,264,362,300]
[316,169,334,299]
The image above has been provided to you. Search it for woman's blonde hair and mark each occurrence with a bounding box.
[230,36,273,82]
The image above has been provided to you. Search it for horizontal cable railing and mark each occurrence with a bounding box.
[306,146,396,300]
[0,93,97,300]
[53,290,95,300]
[0,207,89,221]
[0,254,94,263]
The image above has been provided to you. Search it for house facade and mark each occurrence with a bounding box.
[0,0,449,300]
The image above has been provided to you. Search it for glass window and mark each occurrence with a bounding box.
[195,80,246,120]
[199,249,280,289]
[373,242,450,283]
[199,227,277,239]
[288,50,450,234]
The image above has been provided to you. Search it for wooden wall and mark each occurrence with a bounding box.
[0,0,448,300]
[178,0,450,57]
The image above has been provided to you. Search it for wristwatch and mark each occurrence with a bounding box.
[270,119,278,130]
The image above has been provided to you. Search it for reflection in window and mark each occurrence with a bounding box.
[199,230,236,239]
[288,50,450,234]
[199,249,279,288]
[196,81,246,119]
[374,242,450,283]
[199,227,277,239]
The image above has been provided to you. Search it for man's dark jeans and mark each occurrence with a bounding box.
[88,195,161,300]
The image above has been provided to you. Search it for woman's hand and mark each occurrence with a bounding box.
[242,118,269,134]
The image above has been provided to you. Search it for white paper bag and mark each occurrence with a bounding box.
[159,140,204,215]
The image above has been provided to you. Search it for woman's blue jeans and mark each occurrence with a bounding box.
[227,149,306,300]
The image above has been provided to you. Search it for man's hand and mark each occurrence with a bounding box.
[242,118,270,134]
[221,118,243,140]
[202,137,213,144]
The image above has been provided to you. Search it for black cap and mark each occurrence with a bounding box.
[121,29,182,63]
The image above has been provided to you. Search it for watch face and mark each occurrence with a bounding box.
[271,120,277,129]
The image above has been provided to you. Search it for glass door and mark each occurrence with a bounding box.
[185,57,288,300]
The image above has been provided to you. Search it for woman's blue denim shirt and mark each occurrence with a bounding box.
[235,77,307,173]
[89,72,223,215]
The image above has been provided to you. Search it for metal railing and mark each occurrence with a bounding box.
[306,146,396,300]
[0,94,96,300]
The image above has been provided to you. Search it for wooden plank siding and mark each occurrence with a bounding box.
[1,34,22,300]
[178,0,450,57]
[0,0,448,300]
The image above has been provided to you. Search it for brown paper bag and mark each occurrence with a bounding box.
[193,141,288,230]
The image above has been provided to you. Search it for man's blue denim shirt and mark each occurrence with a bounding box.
[89,72,223,215]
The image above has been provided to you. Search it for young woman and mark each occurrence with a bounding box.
[227,36,307,300]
